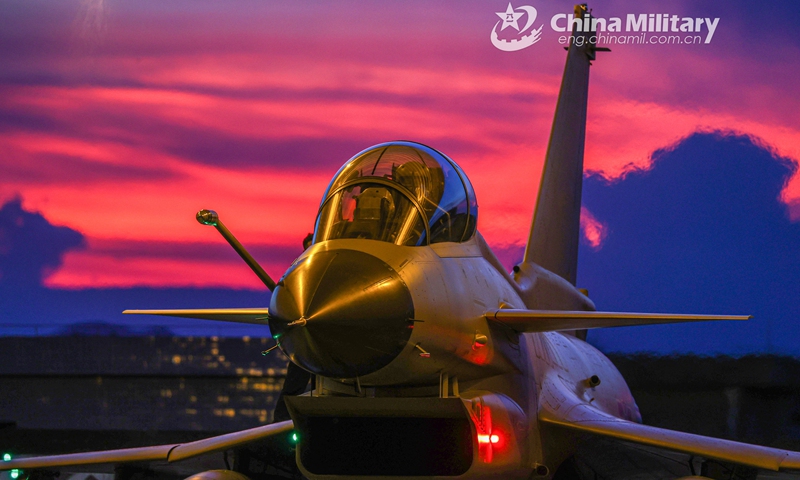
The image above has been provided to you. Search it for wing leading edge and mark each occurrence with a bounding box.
[123,308,270,325]
[485,309,750,333]
[0,420,293,471]
[540,403,800,472]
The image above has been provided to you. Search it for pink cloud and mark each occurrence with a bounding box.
[2,0,798,289]
[43,236,303,289]
[580,206,608,250]
[46,250,271,289]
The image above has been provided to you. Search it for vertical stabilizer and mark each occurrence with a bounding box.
[522,4,604,286]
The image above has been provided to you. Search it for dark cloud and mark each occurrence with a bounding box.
[0,76,512,164]
[790,200,800,223]
[162,133,370,171]
[0,1,75,60]
[0,0,500,73]
[0,107,62,133]
[0,153,177,185]
[0,197,85,289]
[0,95,496,172]
[696,0,800,50]
[0,82,502,173]
[0,198,268,335]
[165,133,494,172]
[578,132,800,355]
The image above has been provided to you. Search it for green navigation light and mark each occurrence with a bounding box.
[2,454,10,462]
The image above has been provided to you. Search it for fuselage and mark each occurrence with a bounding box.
[270,234,641,478]
[261,138,640,477]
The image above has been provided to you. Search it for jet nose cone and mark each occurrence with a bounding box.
[268,249,414,378]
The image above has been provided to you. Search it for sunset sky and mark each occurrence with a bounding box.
[1,0,798,353]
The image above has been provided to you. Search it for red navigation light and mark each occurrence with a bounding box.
[477,430,504,464]
[474,401,505,463]
[490,430,506,448]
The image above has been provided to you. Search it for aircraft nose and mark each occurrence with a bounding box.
[268,249,414,379]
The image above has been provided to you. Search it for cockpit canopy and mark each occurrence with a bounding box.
[314,141,478,246]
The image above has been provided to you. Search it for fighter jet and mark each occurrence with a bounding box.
[4,4,800,480]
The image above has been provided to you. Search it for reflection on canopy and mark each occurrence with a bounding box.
[314,142,478,246]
